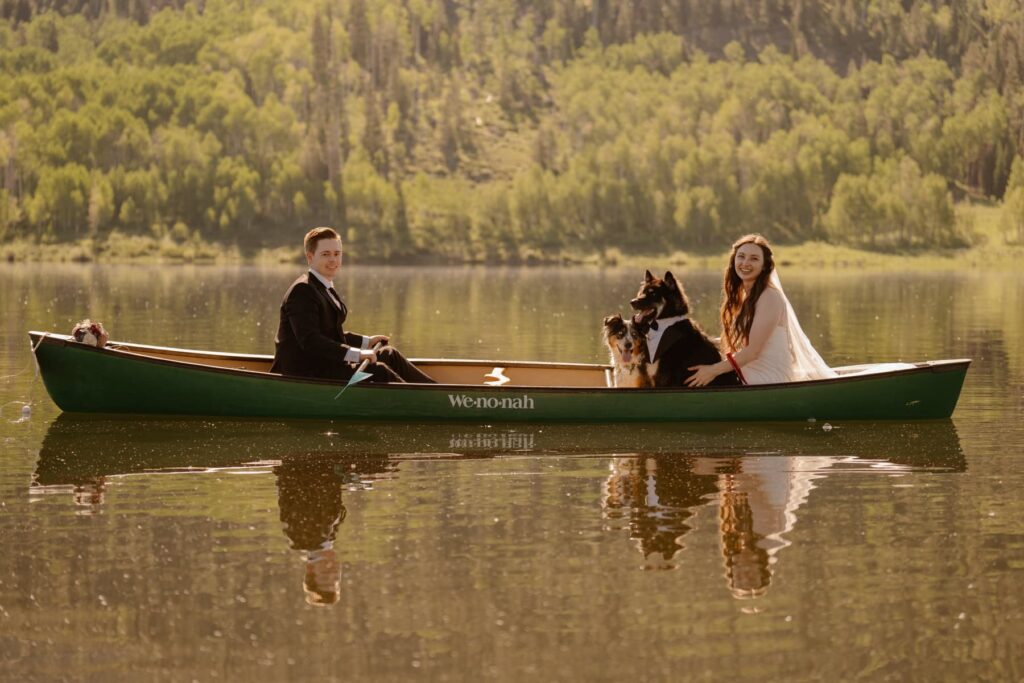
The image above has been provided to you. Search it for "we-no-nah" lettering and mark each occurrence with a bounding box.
[447,394,536,410]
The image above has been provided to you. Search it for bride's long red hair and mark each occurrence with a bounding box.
[721,234,775,352]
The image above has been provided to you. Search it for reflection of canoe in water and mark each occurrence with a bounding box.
[33,415,966,486]
[30,332,970,421]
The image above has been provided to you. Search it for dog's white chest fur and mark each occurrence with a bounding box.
[613,361,653,388]
[613,366,638,388]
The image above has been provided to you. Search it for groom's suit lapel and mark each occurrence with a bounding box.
[306,272,348,329]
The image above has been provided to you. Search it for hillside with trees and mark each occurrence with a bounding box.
[1,0,1023,260]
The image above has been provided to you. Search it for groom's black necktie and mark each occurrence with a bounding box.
[326,287,347,320]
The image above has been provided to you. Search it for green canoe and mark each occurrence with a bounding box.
[29,331,970,422]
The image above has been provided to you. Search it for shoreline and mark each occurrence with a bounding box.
[2,236,1021,271]
[4,200,1016,270]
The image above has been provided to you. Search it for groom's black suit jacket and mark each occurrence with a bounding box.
[271,272,364,380]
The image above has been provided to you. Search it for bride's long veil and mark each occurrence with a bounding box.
[770,271,837,381]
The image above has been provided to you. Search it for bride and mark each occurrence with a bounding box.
[685,234,836,387]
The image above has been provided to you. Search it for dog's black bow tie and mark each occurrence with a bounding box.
[648,320,658,331]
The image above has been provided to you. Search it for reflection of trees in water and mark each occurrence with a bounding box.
[274,454,395,606]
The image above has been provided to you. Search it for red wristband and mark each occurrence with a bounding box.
[726,352,747,385]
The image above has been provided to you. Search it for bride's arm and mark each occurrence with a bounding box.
[685,288,784,386]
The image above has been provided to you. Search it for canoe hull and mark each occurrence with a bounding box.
[31,333,969,421]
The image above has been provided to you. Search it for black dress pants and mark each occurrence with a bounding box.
[364,346,436,384]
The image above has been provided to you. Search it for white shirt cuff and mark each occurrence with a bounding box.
[343,347,362,363]
[361,335,371,350]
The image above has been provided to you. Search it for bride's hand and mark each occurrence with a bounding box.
[686,364,721,387]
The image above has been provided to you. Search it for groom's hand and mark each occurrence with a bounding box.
[369,334,390,347]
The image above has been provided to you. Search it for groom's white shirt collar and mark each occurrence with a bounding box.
[309,269,334,290]
[309,269,345,314]
[646,314,688,359]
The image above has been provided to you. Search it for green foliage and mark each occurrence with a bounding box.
[1001,157,1024,245]
[26,162,91,238]
[824,156,961,249]
[2,1,1024,258]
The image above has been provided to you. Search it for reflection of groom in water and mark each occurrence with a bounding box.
[275,453,393,605]
[270,226,435,383]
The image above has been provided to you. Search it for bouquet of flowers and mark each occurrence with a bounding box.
[71,319,109,348]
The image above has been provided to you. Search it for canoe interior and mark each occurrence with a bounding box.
[41,334,612,387]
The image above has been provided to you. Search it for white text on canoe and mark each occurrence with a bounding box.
[448,394,536,410]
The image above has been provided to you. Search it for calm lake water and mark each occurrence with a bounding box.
[1,263,1022,681]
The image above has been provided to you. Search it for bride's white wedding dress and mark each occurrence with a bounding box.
[740,321,795,384]
[740,273,837,385]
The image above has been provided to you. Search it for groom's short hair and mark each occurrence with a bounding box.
[304,227,340,254]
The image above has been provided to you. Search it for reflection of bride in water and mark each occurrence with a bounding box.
[602,454,835,596]
[717,456,833,598]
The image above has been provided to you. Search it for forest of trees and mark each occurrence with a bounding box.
[2,0,1024,260]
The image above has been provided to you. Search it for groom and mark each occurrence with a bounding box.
[270,227,435,384]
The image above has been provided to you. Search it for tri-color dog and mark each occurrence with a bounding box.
[629,270,741,387]
[603,314,653,388]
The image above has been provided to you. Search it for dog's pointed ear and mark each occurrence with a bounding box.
[664,271,679,289]
[603,314,622,326]
[644,270,654,283]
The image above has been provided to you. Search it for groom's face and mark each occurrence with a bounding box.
[306,238,343,280]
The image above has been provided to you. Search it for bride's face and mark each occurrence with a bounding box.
[734,243,765,286]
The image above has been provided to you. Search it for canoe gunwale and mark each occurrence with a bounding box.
[28,331,613,369]
[28,331,971,394]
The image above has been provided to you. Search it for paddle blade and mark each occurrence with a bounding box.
[333,370,373,399]
[350,369,373,385]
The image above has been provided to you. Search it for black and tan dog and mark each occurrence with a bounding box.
[629,270,741,387]
[603,314,653,388]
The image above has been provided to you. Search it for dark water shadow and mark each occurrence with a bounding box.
[33,415,966,484]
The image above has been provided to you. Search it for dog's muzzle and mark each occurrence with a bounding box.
[632,309,656,327]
